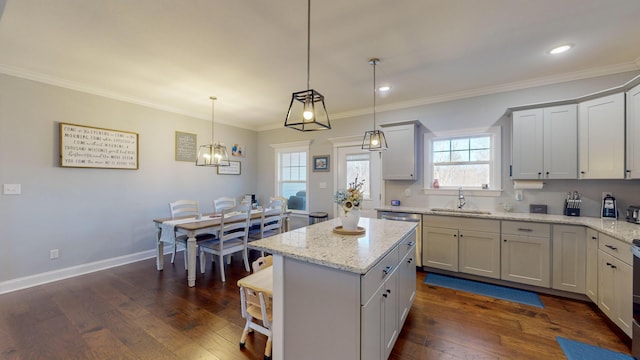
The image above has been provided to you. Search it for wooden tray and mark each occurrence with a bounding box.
[333,226,366,235]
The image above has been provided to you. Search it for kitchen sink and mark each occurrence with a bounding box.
[430,208,492,215]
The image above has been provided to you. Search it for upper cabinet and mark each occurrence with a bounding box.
[626,83,640,179]
[578,93,625,179]
[512,104,577,179]
[381,121,419,180]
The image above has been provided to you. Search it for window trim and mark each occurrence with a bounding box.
[270,140,311,214]
[423,126,502,196]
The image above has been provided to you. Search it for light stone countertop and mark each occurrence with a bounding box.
[376,205,640,244]
[248,217,417,274]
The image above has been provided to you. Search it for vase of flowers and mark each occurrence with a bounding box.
[333,177,364,231]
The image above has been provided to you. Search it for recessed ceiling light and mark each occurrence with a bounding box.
[549,44,573,55]
[378,86,391,92]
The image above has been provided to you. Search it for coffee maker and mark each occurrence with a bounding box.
[601,193,618,219]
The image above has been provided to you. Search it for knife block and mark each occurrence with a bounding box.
[563,200,580,216]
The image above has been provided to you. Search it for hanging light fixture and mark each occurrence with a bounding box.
[362,58,388,151]
[284,0,331,131]
[196,96,230,167]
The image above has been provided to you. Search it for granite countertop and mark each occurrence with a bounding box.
[248,217,417,274]
[376,205,640,244]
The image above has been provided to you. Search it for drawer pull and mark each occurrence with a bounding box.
[382,293,388,298]
[383,266,393,275]
[517,228,533,232]
[606,262,617,269]
[386,289,391,294]
[406,241,415,246]
[605,244,618,251]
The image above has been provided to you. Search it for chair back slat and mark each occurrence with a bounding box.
[169,200,200,218]
[214,197,237,213]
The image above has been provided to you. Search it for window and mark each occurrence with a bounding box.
[271,141,310,213]
[425,127,501,192]
[345,153,371,200]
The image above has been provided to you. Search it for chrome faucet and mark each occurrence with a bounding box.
[458,187,466,209]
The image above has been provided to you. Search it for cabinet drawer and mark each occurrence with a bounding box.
[361,246,400,304]
[599,233,632,265]
[398,228,417,260]
[423,215,500,232]
[502,221,550,237]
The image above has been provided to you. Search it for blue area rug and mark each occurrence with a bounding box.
[424,273,544,308]
[557,337,633,360]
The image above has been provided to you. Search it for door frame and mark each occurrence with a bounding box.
[328,135,384,219]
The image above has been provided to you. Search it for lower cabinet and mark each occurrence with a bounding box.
[361,230,417,360]
[423,225,458,271]
[552,225,586,293]
[501,221,551,287]
[585,228,599,302]
[598,233,633,337]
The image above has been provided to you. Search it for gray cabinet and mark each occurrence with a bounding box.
[597,233,632,337]
[501,221,551,287]
[552,225,586,293]
[585,228,598,303]
[578,93,625,179]
[627,83,640,179]
[512,104,577,179]
[381,121,418,180]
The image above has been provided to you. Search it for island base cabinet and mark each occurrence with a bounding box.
[362,269,399,360]
[398,243,417,326]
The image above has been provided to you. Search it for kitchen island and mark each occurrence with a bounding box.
[248,217,418,360]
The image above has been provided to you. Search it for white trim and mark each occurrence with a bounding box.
[0,248,166,294]
[269,140,312,149]
[423,189,502,197]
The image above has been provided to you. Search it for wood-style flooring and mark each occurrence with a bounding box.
[0,251,632,359]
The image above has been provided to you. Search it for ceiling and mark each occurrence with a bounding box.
[1,0,639,130]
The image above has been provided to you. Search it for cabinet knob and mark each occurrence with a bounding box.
[459,234,463,238]
[407,258,413,264]
[538,172,542,175]
[503,239,507,242]
[382,293,388,298]
[580,171,585,174]
[591,236,597,240]
[546,172,550,175]
[386,289,391,294]
[453,234,457,237]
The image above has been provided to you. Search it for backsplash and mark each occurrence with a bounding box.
[385,179,640,218]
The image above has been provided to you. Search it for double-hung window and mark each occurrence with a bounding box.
[271,141,310,213]
[424,127,501,192]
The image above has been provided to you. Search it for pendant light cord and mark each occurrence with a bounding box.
[210,96,216,145]
[306,0,311,90]
[372,60,376,129]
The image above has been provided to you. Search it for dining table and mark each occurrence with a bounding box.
[153,209,289,287]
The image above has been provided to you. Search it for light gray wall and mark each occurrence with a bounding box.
[0,74,257,282]
[257,71,640,219]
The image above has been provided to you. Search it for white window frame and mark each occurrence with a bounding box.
[270,140,311,214]
[423,126,502,196]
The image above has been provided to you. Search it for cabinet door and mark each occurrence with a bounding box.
[544,105,577,179]
[501,234,550,287]
[382,123,417,180]
[585,229,599,303]
[598,250,616,320]
[512,109,544,179]
[398,244,417,327]
[578,93,625,179]
[615,259,633,337]
[382,269,399,360]
[423,226,459,271]
[361,286,383,360]
[459,230,500,279]
[552,225,586,293]
[627,83,640,179]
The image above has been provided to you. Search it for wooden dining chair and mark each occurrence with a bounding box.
[198,205,251,282]
[168,200,215,269]
[213,197,237,213]
[248,201,284,255]
[239,258,273,359]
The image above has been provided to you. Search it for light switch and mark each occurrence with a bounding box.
[319,182,327,189]
[515,190,523,201]
[3,184,21,195]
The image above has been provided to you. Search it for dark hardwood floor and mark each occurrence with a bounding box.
[0,251,632,360]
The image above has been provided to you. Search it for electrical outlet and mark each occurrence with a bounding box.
[515,190,523,201]
[404,188,411,196]
[3,184,21,195]
[50,249,59,259]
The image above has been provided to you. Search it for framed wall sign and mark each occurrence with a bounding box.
[59,122,139,169]
[313,155,329,172]
[217,160,241,175]
[175,131,197,162]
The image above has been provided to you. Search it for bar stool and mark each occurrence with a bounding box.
[308,211,328,225]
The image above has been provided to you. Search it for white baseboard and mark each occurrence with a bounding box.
[0,247,172,295]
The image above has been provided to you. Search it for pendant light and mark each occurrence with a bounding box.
[196,96,230,167]
[284,0,331,131]
[362,58,388,151]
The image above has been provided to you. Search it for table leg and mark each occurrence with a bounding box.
[187,231,197,287]
[156,226,164,271]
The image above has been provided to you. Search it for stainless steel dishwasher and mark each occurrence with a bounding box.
[378,211,422,267]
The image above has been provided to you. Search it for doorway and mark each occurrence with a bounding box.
[335,143,381,219]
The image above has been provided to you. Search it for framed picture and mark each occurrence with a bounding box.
[174,131,197,162]
[59,122,139,169]
[313,155,330,172]
[217,160,241,175]
[231,143,245,157]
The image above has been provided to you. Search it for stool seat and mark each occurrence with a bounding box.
[308,211,328,225]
